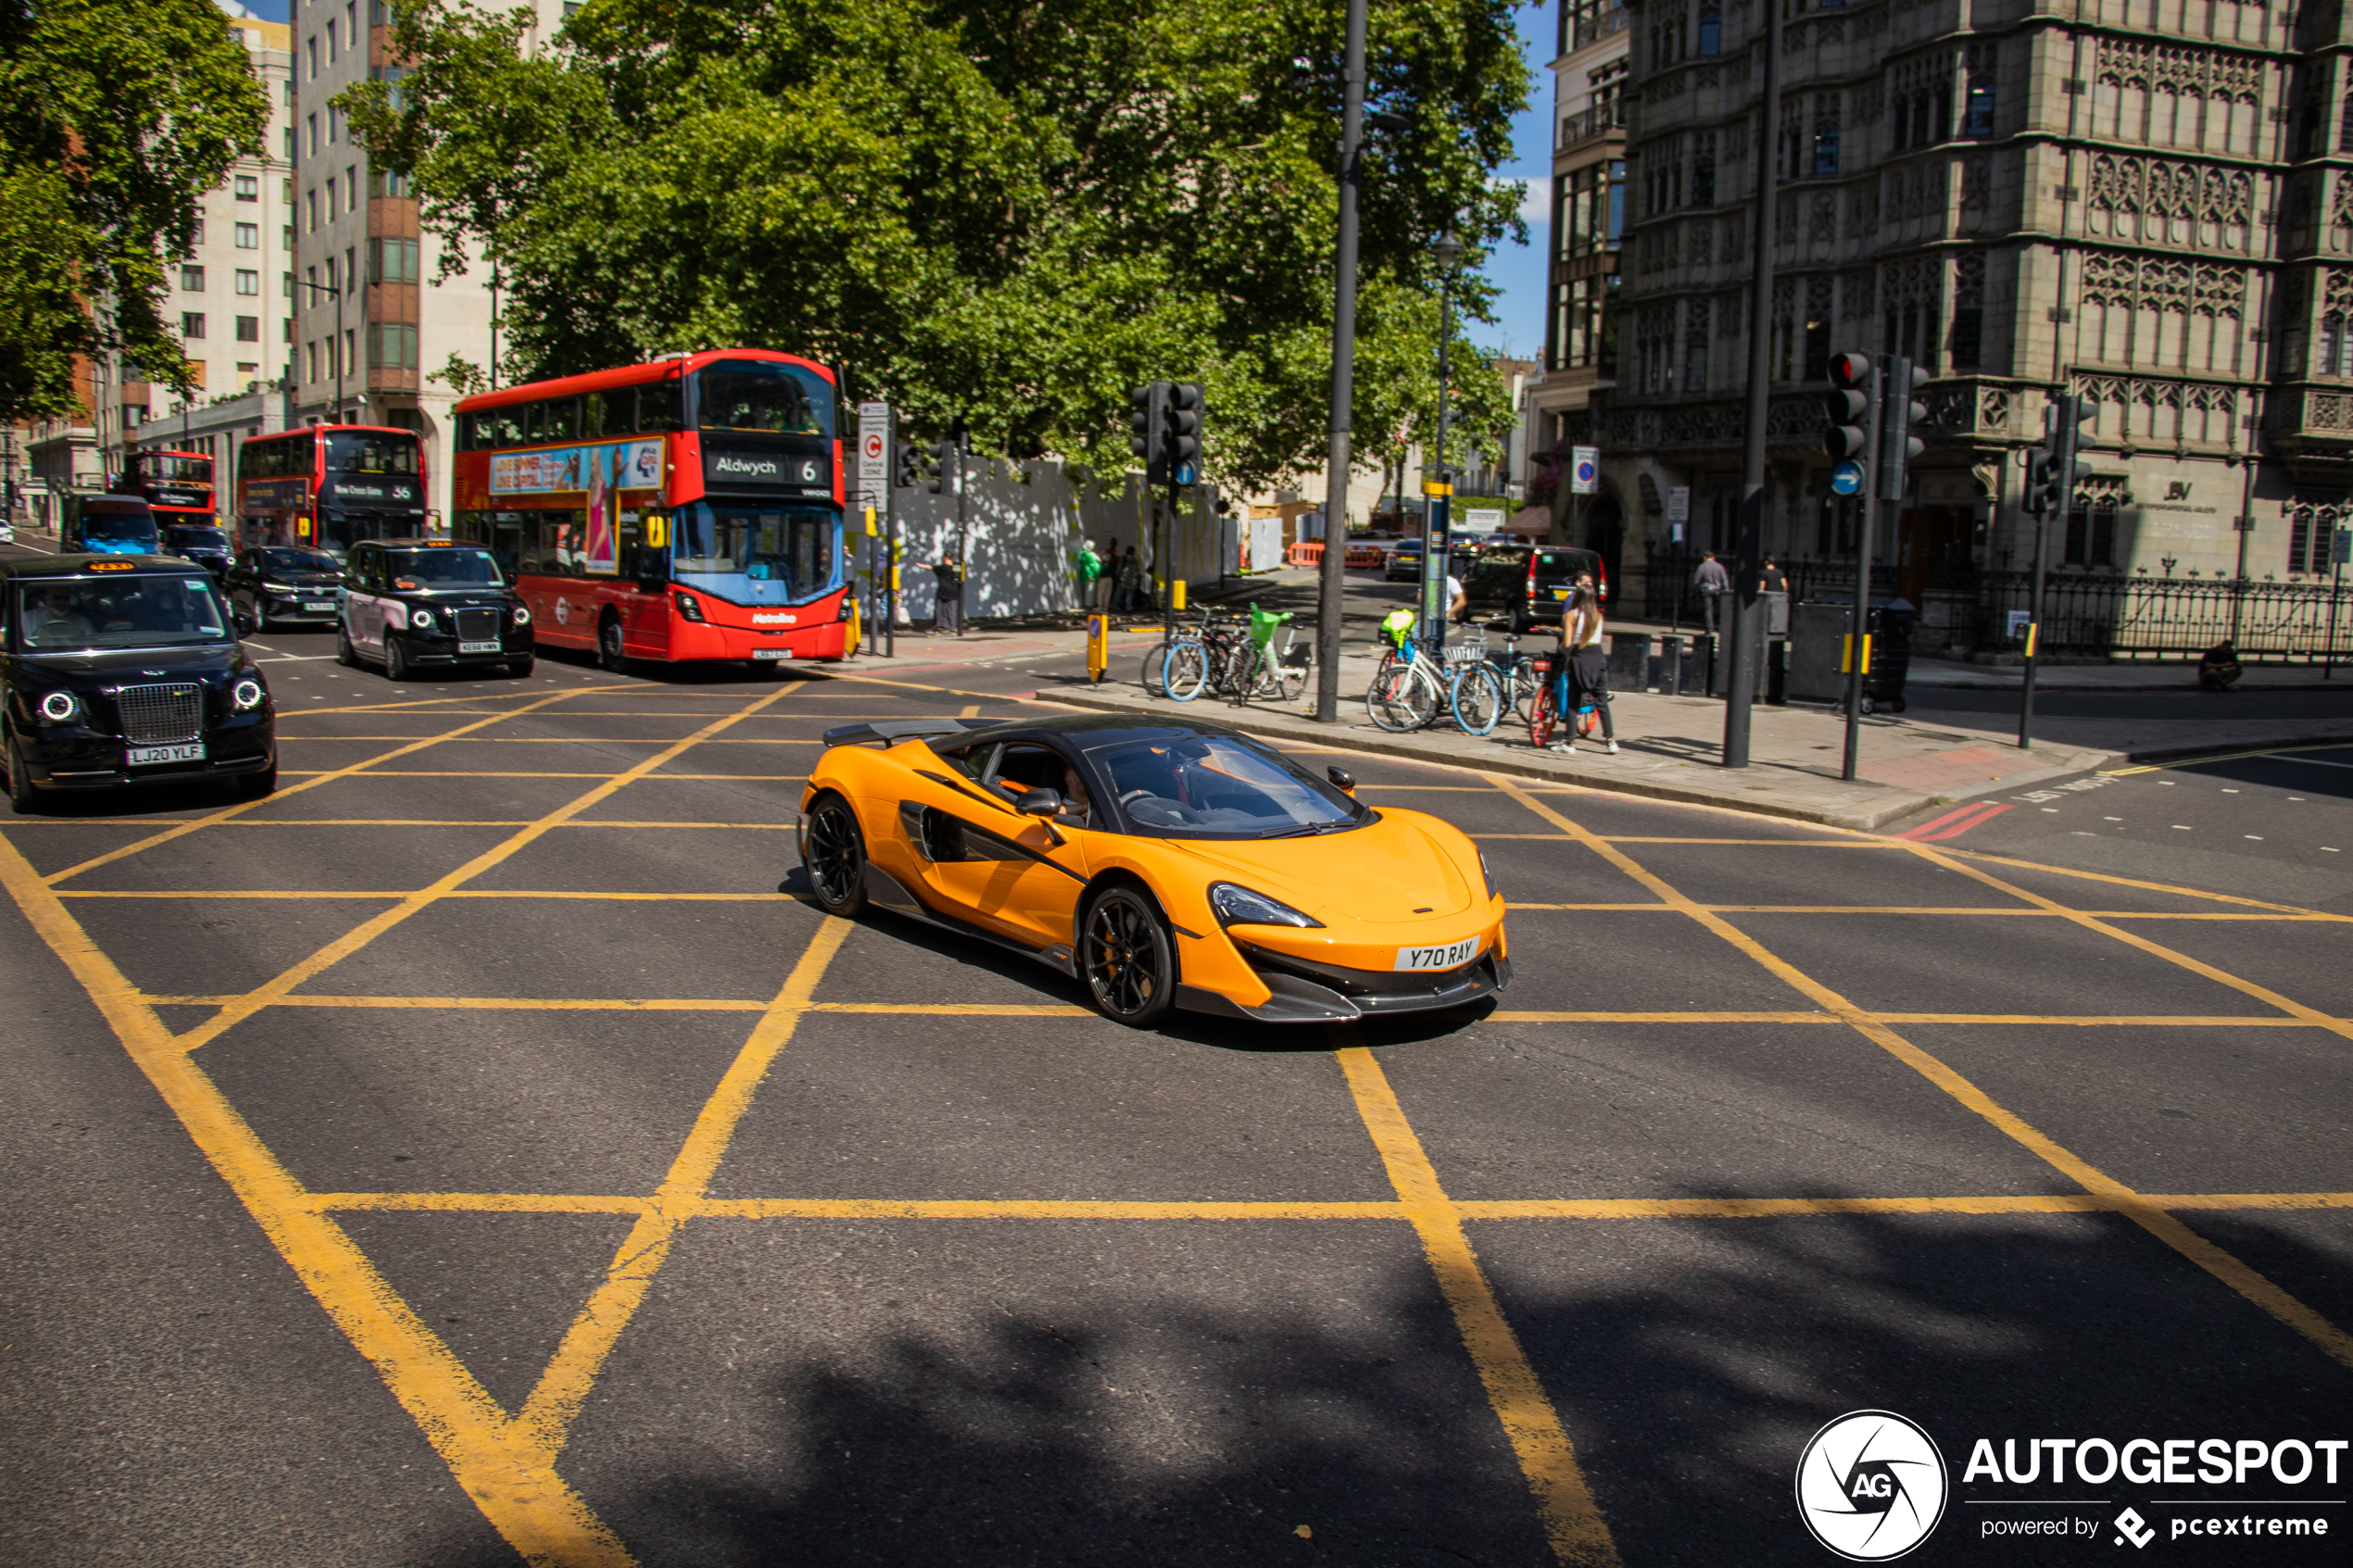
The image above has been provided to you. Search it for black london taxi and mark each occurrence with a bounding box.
[161,522,235,578]
[224,543,346,630]
[3,553,276,812]
[336,537,534,681]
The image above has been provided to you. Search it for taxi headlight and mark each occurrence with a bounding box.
[232,678,265,711]
[38,690,79,723]
[1207,883,1323,929]
[511,605,532,626]
[408,608,434,633]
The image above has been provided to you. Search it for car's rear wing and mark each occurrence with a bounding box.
[821,717,1012,749]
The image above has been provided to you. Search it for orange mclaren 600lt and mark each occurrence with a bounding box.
[795,714,1509,1026]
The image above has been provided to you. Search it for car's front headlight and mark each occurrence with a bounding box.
[38,690,79,723]
[408,608,434,633]
[232,677,265,712]
[511,605,532,626]
[1208,882,1323,929]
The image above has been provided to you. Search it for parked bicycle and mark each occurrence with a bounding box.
[1228,605,1311,706]
[1526,653,1604,748]
[1480,618,1541,721]
[1159,608,1249,701]
[1365,612,1507,735]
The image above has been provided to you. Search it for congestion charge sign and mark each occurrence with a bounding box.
[862,432,886,464]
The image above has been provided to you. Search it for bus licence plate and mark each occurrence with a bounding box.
[127,743,205,766]
[1394,935,1481,972]
[751,649,794,660]
[459,640,502,654]
[303,601,335,613]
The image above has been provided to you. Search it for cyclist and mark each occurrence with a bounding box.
[1548,583,1618,756]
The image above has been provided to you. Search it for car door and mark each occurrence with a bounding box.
[225,551,256,614]
[896,738,1093,952]
[345,546,384,655]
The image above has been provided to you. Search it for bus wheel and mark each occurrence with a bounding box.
[598,616,627,672]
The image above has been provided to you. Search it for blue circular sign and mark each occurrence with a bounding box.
[1831,459,1864,495]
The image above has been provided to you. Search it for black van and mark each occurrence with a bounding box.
[1460,544,1607,631]
[3,553,275,811]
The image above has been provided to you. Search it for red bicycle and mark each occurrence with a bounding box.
[1527,655,1603,748]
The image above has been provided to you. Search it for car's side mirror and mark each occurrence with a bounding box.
[1327,765,1356,795]
[1014,788,1062,817]
[233,608,258,636]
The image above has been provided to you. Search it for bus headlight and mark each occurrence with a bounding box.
[38,690,79,723]
[232,678,265,712]
[674,592,705,623]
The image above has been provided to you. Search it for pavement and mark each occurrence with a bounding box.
[2,630,2348,1567]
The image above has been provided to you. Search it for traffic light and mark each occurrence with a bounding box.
[1129,383,1168,484]
[928,437,957,495]
[1822,351,1876,460]
[2023,393,2096,516]
[1163,382,1202,485]
[1878,357,1931,502]
[2021,450,2062,516]
[894,439,924,490]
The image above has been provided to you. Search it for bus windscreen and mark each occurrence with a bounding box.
[673,502,837,604]
[692,359,832,440]
[325,432,422,474]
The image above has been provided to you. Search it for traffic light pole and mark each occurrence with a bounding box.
[1839,362,1881,784]
[1724,0,1784,769]
[1314,0,1369,724]
[2019,492,2049,749]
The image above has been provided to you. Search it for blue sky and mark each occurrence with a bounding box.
[1474,0,1557,362]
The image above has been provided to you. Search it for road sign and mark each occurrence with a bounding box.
[1463,508,1505,532]
[1570,446,1600,495]
[856,402,891,515]
[1831,459,1864,495]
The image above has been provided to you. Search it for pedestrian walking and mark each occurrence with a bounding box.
[1114,545,1144,611]
[1693,550,1730,634]
[925,554,964,635]
[1759,554,1788,596]
[1093,538,1118,610]
[1548,584,1617,756]
[1076,537,1103,612]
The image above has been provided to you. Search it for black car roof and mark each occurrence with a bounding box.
[1,553,210,580]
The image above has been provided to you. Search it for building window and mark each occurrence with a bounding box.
[235,222,259,248]
[283,79,296,107]
[234,175,259,202]
[182,312,207,339]
[1696,5,1720,54]
[190,218,205,245]
[1812,94,1841,176]
[2322,313,2352,376]
[326,17,336,61]
[282,178,294,203]
[235,269,260,295]
[2064,495,2116,567]
[328,107,340,144]
[283,126,296,160]
[346,166,359,208]
[307,114,318,156]
[2289,505,2344,574]
[283,318,294,342]
[236,362,259,378]
[1691,132,1717,207]
[1963,46,1996,137]
[369,322,421,369]
[308,341,320,381]
[236,316,261,342]
[180,264,205,291]
[369,237,421,282]
[368,169,413,199]
[283,225,294,249]
[306,35,317,79]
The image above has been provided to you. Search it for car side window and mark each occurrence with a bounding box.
[988,742,1093,826]
[936,739,998,781]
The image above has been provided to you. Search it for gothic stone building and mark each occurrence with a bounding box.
[1604,0,2353,653]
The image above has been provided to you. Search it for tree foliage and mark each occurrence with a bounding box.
[346,0,1524,493]
[0,0,268,422]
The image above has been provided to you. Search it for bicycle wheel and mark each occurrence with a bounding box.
[1276,646,1309,704]
[1162,639,1209,701]
[1450,662,1505,735]
[1529,679,1557,748]
[1229,647,1267,705]
[1511,656,1540,720]
[1576,701,1602,739]
[1367,659,1439,732]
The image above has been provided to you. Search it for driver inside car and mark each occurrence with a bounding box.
[22,585,93,643]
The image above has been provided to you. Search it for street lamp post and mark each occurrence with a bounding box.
[1312,0,1371,723]
[288,276,346,422]
[1423,232,1465,650]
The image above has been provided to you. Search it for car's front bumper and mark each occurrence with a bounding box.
[391,630,534,667]
[1179,947,1511,1024]
[21,723,275,791]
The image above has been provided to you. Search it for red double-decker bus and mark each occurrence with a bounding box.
[234,424,429,558]
[125,450,217,528]
[451,349,849,671]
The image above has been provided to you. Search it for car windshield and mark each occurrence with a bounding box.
[1088,734,1364,838]
[692,358,833,438]
[1533,550,1596,585]
[82,505,157,544]
[14,575,231,651]
[324,431,422,474]
[672,501,839,605]
[260,547,342,575]
[167,527,230,549]
[384,546,505,589]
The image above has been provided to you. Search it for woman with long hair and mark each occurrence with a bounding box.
[1549,583,1618,755]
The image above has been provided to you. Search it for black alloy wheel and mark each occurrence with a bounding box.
[1080,885,1176,1027]
[335,622,359,666]
[385,634,413,682]
[800,795,868,916]
[598,617,627,672]
[6,738,41,815]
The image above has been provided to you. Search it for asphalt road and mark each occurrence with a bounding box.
[2,592,2348,1565]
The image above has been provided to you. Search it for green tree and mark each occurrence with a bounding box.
[0,0,269,422]
[1352,278,1513,524]
[344,0,1525,492]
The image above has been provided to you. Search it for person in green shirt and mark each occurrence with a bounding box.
[1076,538,1103,609]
